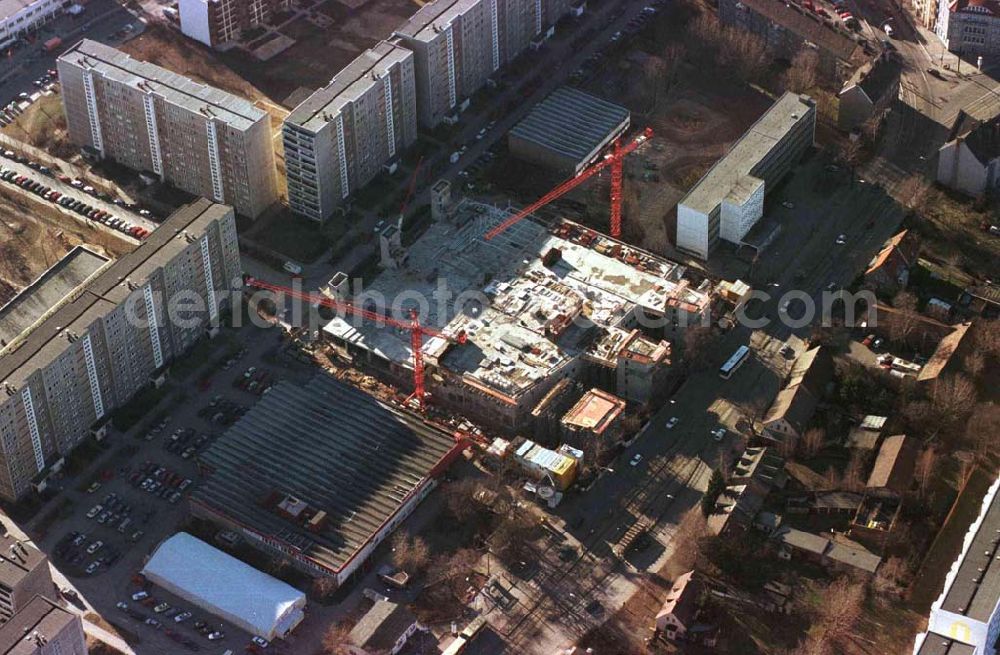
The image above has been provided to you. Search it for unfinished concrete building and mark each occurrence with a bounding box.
[321,199,711,432]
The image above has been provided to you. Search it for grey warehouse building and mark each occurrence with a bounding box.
[0,200,240,502]
[508,87,630,175]
[190,373,462,586]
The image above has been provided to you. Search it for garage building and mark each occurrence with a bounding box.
[141,532,306,640]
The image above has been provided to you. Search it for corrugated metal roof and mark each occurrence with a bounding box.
[191,374,458,573]
[509,87,630,167]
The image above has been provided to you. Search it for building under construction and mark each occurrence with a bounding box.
[321,195,712,431]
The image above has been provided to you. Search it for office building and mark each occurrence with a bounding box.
[0,537,54,623]
[914,475,1000,654]
[283,42,418,222]
[179,0,290,48]
[0,0,64,50]
[190,373,462,585]
[509,86,630,175]
[394,0,544,128]
[57,39,278,219]
[0,596,85,655]
[0,200,240,502]
[936,0,1000,57]
[676,92,815,259]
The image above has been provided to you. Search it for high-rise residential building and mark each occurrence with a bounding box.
[0,537,55,623]
[283,42,418,222]
[0,200,240,502]
[394,0,545,128]
[676,92,816,260]
[179,0,290,48]
[0,595,86,655]
[57,40,278,219]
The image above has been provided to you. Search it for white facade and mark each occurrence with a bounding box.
[0,0,63,49]
[937,138,1000,196]
[676,205,712,260]
[719,177,765,244]
[178,0,213,47]
[915,476,1000,655]
[142,532,307,640]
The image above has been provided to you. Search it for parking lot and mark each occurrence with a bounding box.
[0,149,158,241]
[14,320,320,655]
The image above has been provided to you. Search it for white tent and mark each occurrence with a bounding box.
[141,532,306,639]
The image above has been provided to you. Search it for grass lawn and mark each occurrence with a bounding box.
[910,186,1000,285]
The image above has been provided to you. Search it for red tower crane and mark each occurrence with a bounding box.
[484,127,653,241]
[244,277,466,410]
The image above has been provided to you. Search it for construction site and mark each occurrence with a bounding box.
[293,188,717,433]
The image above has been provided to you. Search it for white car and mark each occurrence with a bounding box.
[781,201,794,209]
[252,636,269,648]
[835,234,847,245]
[710,428,726,441]
[174,611,192,623]
[86,540,103,555]
[131,591,149,601]
[630,453,643,467]
[780,300,790,313]
[666,417,679,429]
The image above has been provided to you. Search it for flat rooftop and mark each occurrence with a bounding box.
[916,634,976,655]
[509,87,630,171]
[679,92,814,215]
[191,374,459,573]
[394,0,481,42]
[561,388,626,434]
[0,596,78,655]
[285,41,412,132]
[0,0,42,22]
[59,40,268,132]
[0,199,232,390]
[940,476,1000,622]
[0,535,46,589]
[0,246,108,346]
[323,201,708,401]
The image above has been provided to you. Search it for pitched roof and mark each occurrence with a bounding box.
[918,322,973,382]
[949,0,1000,15]
[349,600,418,651]
[865,229,918,278]
[858,55,901,100]
[866,435,917,493]
[763,385,818,435]
[960,116,1000,165]
[656,571,702,628]
[736,0,864,61]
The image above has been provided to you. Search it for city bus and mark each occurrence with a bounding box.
[719,345,750,379]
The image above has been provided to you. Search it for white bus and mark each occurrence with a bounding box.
[719,345,750,379]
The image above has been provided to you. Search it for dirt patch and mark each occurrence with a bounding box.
[1,93,77,160]
[0,188,131,304]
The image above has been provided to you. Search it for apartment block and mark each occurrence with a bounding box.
[179,0,290,48]
[394,0,545,128]
[0,200,240,502]
[57,39,278,219]
[283,42,418,222]
[0,537,54,623]
[0,0,64,49]
[0,595,86,655]
[676,92,815,260]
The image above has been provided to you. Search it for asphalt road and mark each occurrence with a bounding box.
[0,0,141,106]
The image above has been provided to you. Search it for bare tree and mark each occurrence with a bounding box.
[886,290,920,346]
[964,351,986,381]
[842,451,866,492]
[322,621,353,655]
[665,508,708,577]
[784,48,819,92]
[930,374,976,423]
[873,556,910,601]
[682,326,717,370]
[915,447,937,499]
[390,532,431,574]
[800,428,826,458]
